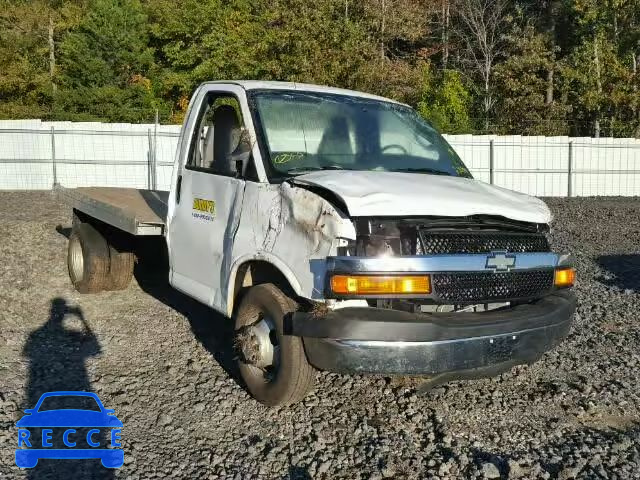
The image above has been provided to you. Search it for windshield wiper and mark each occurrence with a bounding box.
[390,167,452,176]
[285,165,353,174]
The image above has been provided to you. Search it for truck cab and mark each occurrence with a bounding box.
[66,81,576,406]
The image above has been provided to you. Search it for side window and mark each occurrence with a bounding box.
[187,94,252,177]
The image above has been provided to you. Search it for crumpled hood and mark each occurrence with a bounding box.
[291,171,552,224]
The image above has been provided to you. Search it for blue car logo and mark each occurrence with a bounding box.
[15,391,123,469]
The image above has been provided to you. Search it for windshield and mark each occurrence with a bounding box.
[251,90,472,179]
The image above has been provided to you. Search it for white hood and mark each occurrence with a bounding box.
[292,171,552,224]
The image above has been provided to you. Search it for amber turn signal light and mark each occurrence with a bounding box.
[330,275,431,295]
[554,267,575,288]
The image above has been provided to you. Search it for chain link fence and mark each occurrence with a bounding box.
[2,120,640,196]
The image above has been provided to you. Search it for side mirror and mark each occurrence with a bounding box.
[24,409,34,414]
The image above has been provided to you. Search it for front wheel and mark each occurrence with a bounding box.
[234,284,315,406]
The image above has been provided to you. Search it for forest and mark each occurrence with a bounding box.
[1,0,639,137]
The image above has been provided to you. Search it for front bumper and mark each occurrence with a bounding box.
[291,291,576,376]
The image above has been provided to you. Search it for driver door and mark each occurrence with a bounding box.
[168,90,247,310]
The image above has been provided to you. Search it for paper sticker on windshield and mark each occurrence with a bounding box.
[274,152,304,164]
[192,198,215,221]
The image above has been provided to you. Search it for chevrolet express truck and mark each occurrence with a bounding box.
[63,81,576,406]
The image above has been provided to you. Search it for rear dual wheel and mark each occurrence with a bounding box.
[106,244,135,291]
[68,223,110,293]
[67,222,134,293]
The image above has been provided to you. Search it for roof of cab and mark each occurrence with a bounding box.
[200,80,405,105]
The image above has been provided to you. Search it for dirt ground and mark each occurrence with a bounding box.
[0,191,639,479]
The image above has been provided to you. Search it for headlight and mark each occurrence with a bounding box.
[354,219,402,256]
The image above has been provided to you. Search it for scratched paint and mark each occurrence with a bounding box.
[223,181,356,314]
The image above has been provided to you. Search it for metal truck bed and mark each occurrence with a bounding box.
[61,187,168,236]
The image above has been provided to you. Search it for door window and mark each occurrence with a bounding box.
[187,95,246,176]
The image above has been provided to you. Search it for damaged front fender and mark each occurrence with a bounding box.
[225,181,356,313]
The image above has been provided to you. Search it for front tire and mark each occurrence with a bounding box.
[235,284,315,406]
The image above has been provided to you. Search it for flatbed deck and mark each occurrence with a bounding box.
[60,187,168,236]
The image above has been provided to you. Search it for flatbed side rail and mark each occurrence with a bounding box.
[56,186,167,236]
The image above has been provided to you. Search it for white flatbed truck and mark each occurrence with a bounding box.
[64,81,576,406]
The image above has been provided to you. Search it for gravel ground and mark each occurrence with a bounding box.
[0,191,639,479]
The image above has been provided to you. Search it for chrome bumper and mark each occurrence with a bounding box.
[326,252,571,273]
[293,291,576,376]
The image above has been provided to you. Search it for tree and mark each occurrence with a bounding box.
[0,0,85,118]
[418,63,472,133]
[1,0,639,136]
[566,34,639,137]
[56,0,159,121]
[453,0,509,130]
[494,23,571,135]
[146,0,434,116]
[357,0,434,62]
[565,0,640,136]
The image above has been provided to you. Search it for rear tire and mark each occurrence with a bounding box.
[67,222,110,293]
[105,245,135,291]
[235,283,315,406]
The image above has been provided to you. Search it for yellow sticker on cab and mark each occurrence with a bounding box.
[192,197,215,221]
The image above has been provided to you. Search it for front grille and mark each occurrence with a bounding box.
[432,269,554,303]
[419,231,549,254]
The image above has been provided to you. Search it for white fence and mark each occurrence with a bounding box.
[0,120,180,191]
[448,134,640,197]
[2,119,640,196]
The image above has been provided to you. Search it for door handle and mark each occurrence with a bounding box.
[176,174,182,204]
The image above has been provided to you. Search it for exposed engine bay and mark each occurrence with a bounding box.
[342,215,550,257]
[336,215,552,313]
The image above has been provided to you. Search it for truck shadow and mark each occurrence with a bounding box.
[21,298,113,479]
[132,238,244,390]
[597,254,640,292]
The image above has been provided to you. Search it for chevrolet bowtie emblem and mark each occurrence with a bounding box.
[486,252,516,272]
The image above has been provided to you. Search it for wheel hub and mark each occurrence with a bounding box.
[69,235,84,282]
[237,317,277,369]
